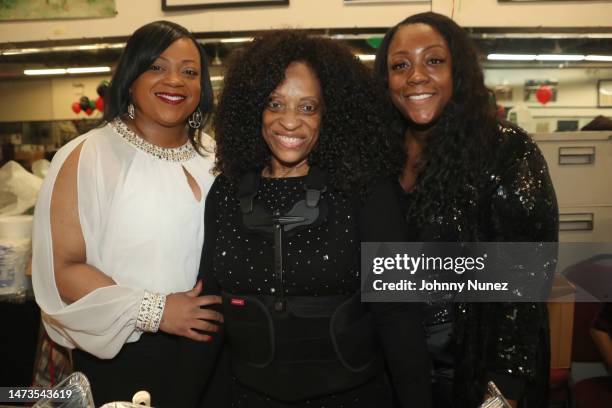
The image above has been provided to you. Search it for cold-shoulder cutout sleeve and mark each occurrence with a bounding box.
[32,131,147,359]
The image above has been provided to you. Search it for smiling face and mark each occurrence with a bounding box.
[261,61,322,177]
[129,37,201,130]
[387,23,453,131]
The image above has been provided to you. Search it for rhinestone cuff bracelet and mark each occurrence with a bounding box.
[136,291,167,333]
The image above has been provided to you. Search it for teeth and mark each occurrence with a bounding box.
[156,93,185,101]
[277,134,304,147]
[408,93,433,101]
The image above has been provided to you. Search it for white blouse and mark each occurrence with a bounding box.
[32,120,215,359]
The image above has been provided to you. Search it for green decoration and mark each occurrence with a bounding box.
[366,37,383,49]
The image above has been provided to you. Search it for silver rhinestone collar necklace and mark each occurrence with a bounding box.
[110,118,196,163]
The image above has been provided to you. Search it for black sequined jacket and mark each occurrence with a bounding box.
[398,123,559,407]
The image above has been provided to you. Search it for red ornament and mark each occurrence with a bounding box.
[95,96,105,112]
[496,104,506,119]
[85,107,93,116]
[535,85,553,105]
[71,102,82,114]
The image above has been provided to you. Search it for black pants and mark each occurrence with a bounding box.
[73,332,224,407]
[432,376,454,408]
[73,332,181,407]
[230,372,395,408]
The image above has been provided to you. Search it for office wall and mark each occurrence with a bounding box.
[485,67,612,131]
[0,75,107,122]
[1,0,611,44]
[1,0,610,123]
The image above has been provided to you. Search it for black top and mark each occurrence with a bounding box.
[397,123,558,407]
[199,175,432,407]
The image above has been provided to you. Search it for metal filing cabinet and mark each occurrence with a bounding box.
[533,131,612,247]
[534,131,612,379]
[534,131,612,272]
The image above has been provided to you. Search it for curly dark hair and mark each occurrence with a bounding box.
[374,12,498,225]
[214,30,403,196]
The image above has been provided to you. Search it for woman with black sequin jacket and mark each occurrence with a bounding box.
[375,12,559,408]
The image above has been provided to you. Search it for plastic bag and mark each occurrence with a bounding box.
[32,371,94,408]
[0,160,43,216]
[32,159,51,179]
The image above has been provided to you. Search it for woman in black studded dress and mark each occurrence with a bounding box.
[192,31,432,408]
[374,12,558,408]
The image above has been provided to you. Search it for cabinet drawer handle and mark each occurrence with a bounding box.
[559,212,594,231]
[558,146,595,165]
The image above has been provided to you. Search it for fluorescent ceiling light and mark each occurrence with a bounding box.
[72,45,100,51]
[24,66,111,75]
[536,54,584,61]
[487,53,611,62]
[585,55,612,62]
[66,66,111,74]
[49,43,125,52]
[210,76,224,81]
[220,37,253,43]
[3,43,125,56]
[488,54,536,61]
[24,68,67,75]
[2,48,42,56]
[477,33,612,40]
[357,54,376,61]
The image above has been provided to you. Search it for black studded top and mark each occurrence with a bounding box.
[207,175,360,297]
[198,175,432,408]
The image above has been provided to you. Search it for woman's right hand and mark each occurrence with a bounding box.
[159,280,223,342]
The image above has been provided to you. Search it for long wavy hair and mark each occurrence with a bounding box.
[102,20,214,152]
[374,12,498,225]
[214,30,403,196]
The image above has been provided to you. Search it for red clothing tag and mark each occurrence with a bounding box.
[231,298,245,307]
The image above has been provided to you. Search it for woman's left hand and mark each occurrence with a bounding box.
[159,280,223,342]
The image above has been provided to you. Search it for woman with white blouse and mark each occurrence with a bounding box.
[32,21,222,407]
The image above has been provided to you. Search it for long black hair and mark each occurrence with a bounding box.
[102,20,214,151]
[214,30,403,196]
[374,12,498,226]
